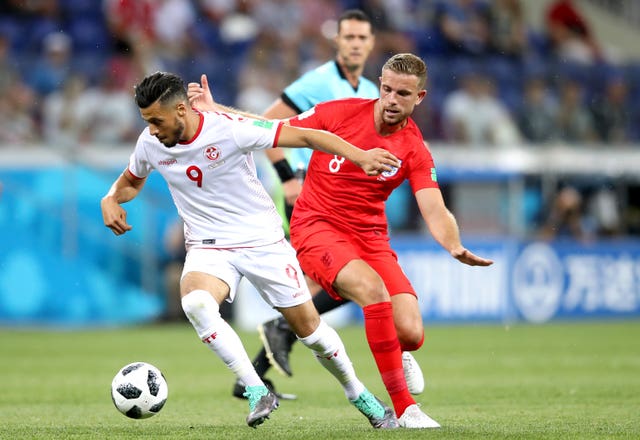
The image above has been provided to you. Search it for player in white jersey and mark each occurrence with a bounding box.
[101,72,400,429]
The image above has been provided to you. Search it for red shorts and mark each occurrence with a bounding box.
[290,220,416,300]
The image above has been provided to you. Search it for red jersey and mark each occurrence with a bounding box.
[289,98,439,237]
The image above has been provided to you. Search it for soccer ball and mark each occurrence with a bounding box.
[111,362,168,419]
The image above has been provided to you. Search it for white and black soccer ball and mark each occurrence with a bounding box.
[111,362,168,419]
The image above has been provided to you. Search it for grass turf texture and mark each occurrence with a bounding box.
[1,321,638,439]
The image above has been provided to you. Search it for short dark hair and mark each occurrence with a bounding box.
[134,72,187,109]
[382,53,428,89]
[337,9,373,33]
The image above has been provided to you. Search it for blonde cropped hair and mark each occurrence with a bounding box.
[382,53,427,89]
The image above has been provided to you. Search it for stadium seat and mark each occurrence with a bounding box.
[484,56,522,90]
[526,29,552,59]
[184,55,237,106]
[522,56,549,81]
[414,26,447,57]
[552,59,591,88]
[60,0,102,18]
[0,18,25,52]
[71,53,106,84]
[191,19,224,56]
[66,16,111,54]
[22,17,62,54]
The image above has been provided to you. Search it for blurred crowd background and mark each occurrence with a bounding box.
[1,0,640,145]
[2,0,640,240]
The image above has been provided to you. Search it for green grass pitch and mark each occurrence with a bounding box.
[1,320,638,439]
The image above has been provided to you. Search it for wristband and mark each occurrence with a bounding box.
[273,159,296,183]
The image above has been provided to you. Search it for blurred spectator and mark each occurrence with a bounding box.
[359,0,415,66]
[236,66,284,114]
[0,33,18,94]
[0,0,58,17]
[152,0,197,61]
[555,78,597,144]
[0,34,22,137]
[42,69,138,148]
[213,6,260,68]
[103,0,155,45]
[251,0,303,48]
[200,0,239,23]
[442,71,521,146]
[105,39,163,93]
[294,1,344,72]
[544,0,603,64]
[539,181,623,241]
[241,28,299,87]
[538,185,594,241]
[0,78,40,146]
[298,0,341,38]
[589,75,630,143]
[245,1,304,84]
[26,31,72,96]
[199,0,258,46]
[298,33,335,73]
[103,0,161,87]
[488,0,528,58]
[434,0,491,57]
[588,186,622,237]
[42,74,92,148]
[82,70,139,145]
[517,77,558,144]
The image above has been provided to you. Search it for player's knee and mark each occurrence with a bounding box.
[181,289,221,339]
[398,328,425,352]
[181,289,218,315]
[280,302,320,338]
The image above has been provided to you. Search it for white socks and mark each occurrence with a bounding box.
[298,320,365,400]
[182,290,366,399]
[181,290,262,388]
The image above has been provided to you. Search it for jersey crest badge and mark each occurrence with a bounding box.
[378,159,402,180]
[204,145,221,161]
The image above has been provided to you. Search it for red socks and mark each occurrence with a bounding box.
[363,301,415,416]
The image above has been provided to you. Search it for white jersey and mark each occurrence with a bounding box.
[128,111,285,249]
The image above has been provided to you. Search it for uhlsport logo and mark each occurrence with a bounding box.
[204,145,220,161]
[157,158,177,166]
[512,242,564,323]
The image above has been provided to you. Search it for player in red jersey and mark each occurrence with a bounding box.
[188,53,493,428]
[286,53,493,428]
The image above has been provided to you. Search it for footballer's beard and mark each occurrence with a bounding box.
[160,119,185,148]
[380,106,406,127]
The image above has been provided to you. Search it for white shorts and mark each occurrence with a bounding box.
[182,240,312,309]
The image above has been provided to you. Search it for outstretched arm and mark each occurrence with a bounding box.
[101,169,146,236]
[416,188,494,266]
[276,124,399,176]
[262,99,298,168]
